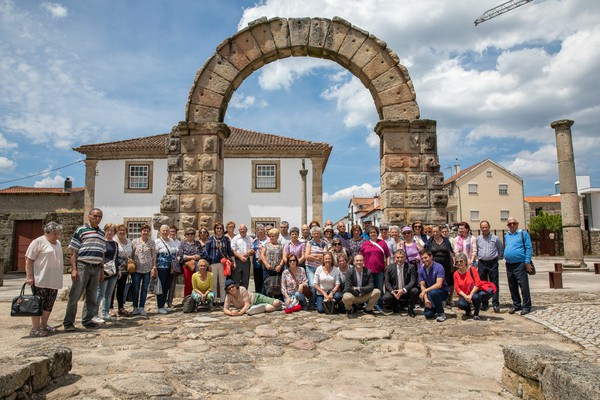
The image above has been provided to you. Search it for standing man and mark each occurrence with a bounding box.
[342,254,381,317]
[476,220,504,313]
[334,221,350,249]
[383,249,418,317]
[379,224,397,255]
[278,221,291,246]
[63,208,106,331]
[300,224,311,243]
[418,249,450,322]
[504,217,533,315]
[231,224,254,289]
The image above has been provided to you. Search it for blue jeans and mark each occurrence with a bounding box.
[506,262,531,311]
[132,272,150,309]
[457,291,485,316]
[156,268,173,309]
[305,266,317,307]
[316,290,342,313]
[423,288,449,319]
[478,258,499,307]
[372,271,384,308]
[96,274,118,316]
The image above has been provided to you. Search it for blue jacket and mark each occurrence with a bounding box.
[504,229,533,264]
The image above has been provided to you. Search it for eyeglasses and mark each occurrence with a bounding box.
[456,260,466,264]
[333,243,341,246]
[507,222,517,226]
[414,226,422,229]
[215,227,224,230]
[402,232,412,235]
[200,231,208,234]
[289,259,297,263]
[185,232,195,236]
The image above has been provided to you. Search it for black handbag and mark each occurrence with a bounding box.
[264,275,282,297]
[11,283,43,317]
[123,276,134,303]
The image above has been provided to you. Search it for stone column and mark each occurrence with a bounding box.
[154,121,229,233]
[300,159,308,225]
[376,119,447,226]
[551,119,587,270]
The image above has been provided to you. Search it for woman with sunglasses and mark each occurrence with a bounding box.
[280,254,308,311]
[412,221,428,246]
[177,228,204,297]
[330,238,349,267]
[400,226,423,267]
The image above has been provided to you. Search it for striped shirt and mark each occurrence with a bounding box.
[69,224,106,265]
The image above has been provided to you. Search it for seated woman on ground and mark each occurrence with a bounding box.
[191,259,215,309]
[223,279,282,316]
[280,254,308,313]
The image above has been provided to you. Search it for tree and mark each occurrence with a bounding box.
[529,212,562,235]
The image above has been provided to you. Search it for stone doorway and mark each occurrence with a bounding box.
[154,17,447,231]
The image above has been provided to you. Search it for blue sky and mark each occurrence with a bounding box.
[1,0,599,221]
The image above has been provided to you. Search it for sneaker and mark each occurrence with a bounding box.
[164,307,174,313]
[481,305,489,311]
[473,315,480,321]
[508,307,521,315]
[63,324,76,332]
[83,322,100,329]
[29,328,48,337]
[407,308,416,318]
[132,307,139,315]
[493,306,500,313]
[520,309,531,316]
[101,314,116,322]
[157,308,168,314]
[91,316,106,324]
[138,308,147,316]
[436,313,447,322]
[374,305,383,312]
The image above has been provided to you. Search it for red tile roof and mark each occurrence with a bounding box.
[0,186,85,195]
[525,196,561,203]
[74,126,331,154]
[443,160,485,185]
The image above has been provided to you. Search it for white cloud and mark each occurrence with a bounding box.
[324,183,380,203]
[321,77,377,128]
[229,92,268,109]
[33,174,69,188]
[41,2,68,18]
[501,145,558,179]
[258,57,331,91]
[0,156,16,172]
[0,132,17,151]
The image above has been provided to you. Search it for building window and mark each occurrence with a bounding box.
[486,170,492,178]
[470,210,480,221]
[468,183,478,195]
[123,218,152,240]
[124,161,153,193]
[500,210,510,221]
[250,217,281,235]
[449,212,455,223]
[252,160,280,192]
[499,184,508,195]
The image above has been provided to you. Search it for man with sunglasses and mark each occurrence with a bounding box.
[504,217,533,315]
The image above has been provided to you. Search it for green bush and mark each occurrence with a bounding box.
[529,211,562,235]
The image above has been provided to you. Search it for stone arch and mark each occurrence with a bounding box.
[186,16,419,124]
[155,17,447,232]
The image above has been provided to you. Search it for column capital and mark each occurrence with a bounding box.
[550,119,574,130]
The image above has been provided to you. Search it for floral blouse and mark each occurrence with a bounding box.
[177,240,205,262]
[281,267,308,296]
[263,242,283,270]
[131,238,156,274]
[347,237,366,264]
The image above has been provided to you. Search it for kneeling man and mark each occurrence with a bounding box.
[418,249,450,322]
[342,254,381,317]
[383,249,419,317]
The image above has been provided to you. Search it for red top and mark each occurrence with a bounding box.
[360,239,391,274]
[453,267,482,296]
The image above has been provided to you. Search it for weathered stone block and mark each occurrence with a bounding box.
[382,101,421,120]
[382,192,404,208]
[427,208,447,224]
[198,213,213,229]
[406,209,428,223]
[541,360,600,400]
[337,27,368,67]
[406,191,429,207]
[420,131,437,153]
[377,83,416,108]
[362,51,395,82]
[307,18,330,57]
[503,344,572,381]
[167,155,182,172]
[166,137,180,154]
[289,18,311,56]
[206,54,239,82]
[430,190,448,207]
[25,357,51,391]
[160,195,178,212]
[183,154,198,170]
[323,17,350,60]
[382,172,406,189]
[194,87,225,109]
[428,172,445,188]
[180,213,197,227]
[202,136,217,152]
[0,363,30,398]
[407,173,427,188]
[180,136,201,154]
[384,208,406,226]
[382,154,420,171]
[270,18,291,59]
[233,27,263,64]
[250,22,277,62]
[199,195,216,212]
[179,195,197,213]
[199,154,218,171]
[370,68,406,94]
[196,69,231,96]
[169,173,199,192]
[422,154,440,171]
[217,39,251,71]
[502,366,543,400]
[382,131,419,154]
[153,213,172,229]
[189,104,221,123]
[202,172,217,193]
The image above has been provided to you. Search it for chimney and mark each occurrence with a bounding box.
[64,177,72,193]
[453,158,461,175]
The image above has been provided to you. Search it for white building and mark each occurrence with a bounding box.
[74,127,331,237]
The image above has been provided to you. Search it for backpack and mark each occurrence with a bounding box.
[182,295,196,313]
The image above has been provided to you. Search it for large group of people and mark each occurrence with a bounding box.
[22,208,535,336]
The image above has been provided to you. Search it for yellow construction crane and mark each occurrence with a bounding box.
[474,0,535,26]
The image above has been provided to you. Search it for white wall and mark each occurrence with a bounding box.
[223,158,313,229]
[94,159,168,237]
[588,192,600,230]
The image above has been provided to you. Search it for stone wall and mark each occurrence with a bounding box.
[0,192,84,213]
[583,230,600,256]
[0,345,72,399]
[0,211,83,284]
[502,344,600,399]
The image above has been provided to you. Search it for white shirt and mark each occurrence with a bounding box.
[25,236,64,290]
[314,266,341,292]
[232,234,254,255]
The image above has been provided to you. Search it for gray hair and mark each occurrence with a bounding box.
[311,226,323,235]
[44,221,63,234]
[256,224,265,232]
[455,253,468,264]
[290,226,300,234]
[389,225,400,233]
[160,224,170,231]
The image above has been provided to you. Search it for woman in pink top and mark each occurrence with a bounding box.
[360,226,390,310]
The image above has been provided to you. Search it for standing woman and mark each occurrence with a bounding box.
[412,221,427,246]
[282,226,306,266]
[130,224,156,316]
[426,225,455,308]
[347,225,366,265]
[178,228,203,297]
[260,228,285,296]
[155,224,178,314]
[167,226,181,309]
[304,226,327,308]
[313,252,342,313]
[323,226,335,247]
[95,223,120,322]
[205,222,234,304]
[113,224,132,316]
[225,221,236,242]
[360,226,390,310]
[330,238,349,267]
[400,226,423,267]
[453,222,477,267]
[24,222,64,337]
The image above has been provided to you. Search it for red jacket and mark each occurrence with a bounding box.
[453,267,482,297]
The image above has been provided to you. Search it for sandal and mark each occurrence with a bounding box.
[29,328,48,337]
[43,326,58,334]
[118,308,131,316]
[109,309,118,317]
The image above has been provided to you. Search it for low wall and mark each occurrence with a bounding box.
[502,344,600,399]
[0,345,72,399]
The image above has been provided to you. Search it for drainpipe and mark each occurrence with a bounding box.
[300,159,308,225]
